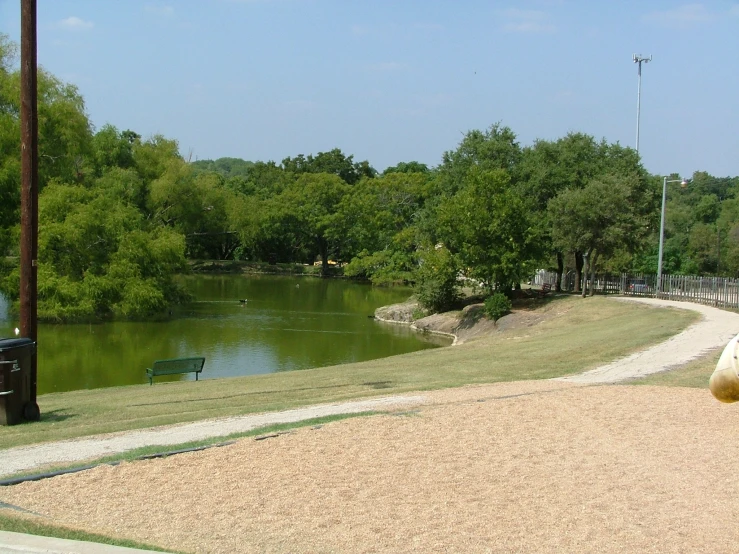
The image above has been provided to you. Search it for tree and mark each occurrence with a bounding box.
[89,124,138,178]
[435,123,521,197]
[0,34,94,254]
[281,148,376,185]
[268,173,350,274]
[383,161,430,175]
[519,133,652,290]
[190,157,255,178]
[338,172,429,283]
[548,175,647,296]
[435,167,540,293]
[8,180,191,321]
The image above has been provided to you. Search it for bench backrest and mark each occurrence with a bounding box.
[151,357,205,375]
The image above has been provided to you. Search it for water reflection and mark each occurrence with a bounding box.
[0,275,449,393]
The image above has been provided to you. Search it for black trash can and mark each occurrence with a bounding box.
[0,338,36,426]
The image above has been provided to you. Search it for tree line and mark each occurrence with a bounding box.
[1,34,738,321]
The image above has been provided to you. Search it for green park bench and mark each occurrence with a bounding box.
[146,357,205,385]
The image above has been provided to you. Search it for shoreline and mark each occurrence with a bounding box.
[372,312,460,346]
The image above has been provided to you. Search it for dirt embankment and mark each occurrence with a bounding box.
[374,296,569,345]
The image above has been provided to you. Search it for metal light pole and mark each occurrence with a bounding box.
[633,54,652,154]
[657,176,687,295]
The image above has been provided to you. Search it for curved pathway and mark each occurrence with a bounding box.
[1,297,737,479]
[554,297,739,384]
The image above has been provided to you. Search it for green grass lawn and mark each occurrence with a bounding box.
[0,514,178,552]
[0,296,698,449]
[630,347,722,388]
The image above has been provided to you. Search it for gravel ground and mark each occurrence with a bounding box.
[2,297,739,553]
[3,382,739,553]
[0,396,426,478]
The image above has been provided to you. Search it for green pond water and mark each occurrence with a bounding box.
[0,275,449,394]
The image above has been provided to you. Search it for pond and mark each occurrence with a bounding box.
[0,275,448,394]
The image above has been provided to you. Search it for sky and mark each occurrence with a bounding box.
[1,1,738,177]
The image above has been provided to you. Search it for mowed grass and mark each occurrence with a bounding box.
[631,346,722,388]
[0,296,698,449]
[0,513,179,553]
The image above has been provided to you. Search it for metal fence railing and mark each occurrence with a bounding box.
[659,274,739,310]
[532,270,739,310]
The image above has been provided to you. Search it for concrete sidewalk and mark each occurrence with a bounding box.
[0,530,164,553]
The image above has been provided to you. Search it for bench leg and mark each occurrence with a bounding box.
[196,373,199,381]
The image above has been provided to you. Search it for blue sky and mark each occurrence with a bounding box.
[1,1,738,177]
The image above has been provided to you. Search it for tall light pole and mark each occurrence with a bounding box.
[633,54,652,154]
[657,176,688,295]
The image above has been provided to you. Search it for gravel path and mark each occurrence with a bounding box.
[556,297,739,383]
[2,297,739,553]
[0,396,425,478]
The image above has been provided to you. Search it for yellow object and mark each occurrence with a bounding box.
[709,334,739,403]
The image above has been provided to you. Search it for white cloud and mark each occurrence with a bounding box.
[57,16,94,31]
[145,5,175,17]
[642,4,715,27]
[501,9,556,33]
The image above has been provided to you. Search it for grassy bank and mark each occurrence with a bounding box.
[0,296,697,449]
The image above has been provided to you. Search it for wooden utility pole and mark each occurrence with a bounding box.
[20,0,40,420]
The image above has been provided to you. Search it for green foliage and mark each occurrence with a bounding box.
[191,157,255,178]
[344,247,415,286]
[484,292,512,322]
[548,174,645,259]
[89,124,138,178]
[281,148,376,185]
[266,173,351,272]
[435,167,541,292]
[30,179,189,321]
[435,123,521,197]
[383,161,430,175]
[414,245,460,313]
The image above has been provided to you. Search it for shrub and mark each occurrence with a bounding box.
[414,246,460,313]
[484,292,512,322]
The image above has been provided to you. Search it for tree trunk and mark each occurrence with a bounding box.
[319,237,329,276]
[574,251,583,293]
[581,250,589,298]
[589,251,599,297]
[556,252,564,292]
